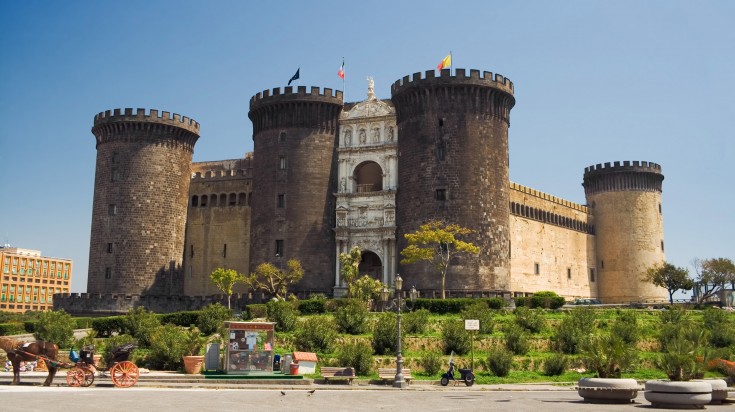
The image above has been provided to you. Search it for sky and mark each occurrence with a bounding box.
[0,0,733,295]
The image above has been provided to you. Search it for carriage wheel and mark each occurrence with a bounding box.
[66,367,85,387]
[81,367,95,387]
[110,361,139,388]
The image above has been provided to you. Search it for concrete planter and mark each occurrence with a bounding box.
[698,379,729,404]
[577,377,641,403]
[644,380,712,409]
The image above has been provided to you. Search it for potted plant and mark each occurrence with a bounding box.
[577,333,641,403]
[644,314,714,408]
[182,327,208,374]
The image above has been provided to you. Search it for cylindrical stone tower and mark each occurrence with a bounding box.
[87,108,200,295]
[583,161,667,303]
[391,69,516,292]
[248,86,343,293]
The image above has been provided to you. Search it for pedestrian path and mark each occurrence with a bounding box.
[0,370,575,391]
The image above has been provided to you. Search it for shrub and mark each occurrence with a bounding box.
[580,332,638,378]
[530,291,565,309]
[610,310,640,345]
[514,297,529,307]
[420,351,443,376]
[703,307,735,348]
[245,304,268,319]
[403,308,431,334]
[101,334,137,367]
[461,301,494,334]
[334,299,369,335]
[372,312,403,355]
[266,300,299,332]
[553,307,596,354]
[147,324,188,370]
[656,323,710,381]
[34,309,75,348]
[486,297,506,310]
[298,298,326,315]
[0,322,26,336]
[197,303,232,335]
[513,306,545,333]
[543,353,568,376]
[123,307,160,348]
[294,316,337,353]
[440,319,471,355]
[91,316,126,337]
[335,340,373,375]
[504,324,530,355]
[487,346,514,377]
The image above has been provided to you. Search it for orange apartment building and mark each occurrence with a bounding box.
[0,246,72,313]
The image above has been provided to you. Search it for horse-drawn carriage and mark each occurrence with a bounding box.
[1,336,139,388]
[66,343,139,388]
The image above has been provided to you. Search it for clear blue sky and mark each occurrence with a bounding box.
[1,0,733,295]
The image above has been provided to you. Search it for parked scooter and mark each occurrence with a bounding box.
[440,353,474,386]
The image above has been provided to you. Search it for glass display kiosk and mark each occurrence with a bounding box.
[224,321,275,374]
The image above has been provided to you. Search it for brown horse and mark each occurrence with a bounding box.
[0,336,59,386]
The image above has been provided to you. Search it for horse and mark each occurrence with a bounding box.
[0,336,59,386]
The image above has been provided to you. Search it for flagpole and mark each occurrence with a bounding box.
[342,57,346,102]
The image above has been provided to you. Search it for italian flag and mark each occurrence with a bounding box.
[338,59,345,79]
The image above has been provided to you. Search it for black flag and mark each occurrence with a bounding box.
[288,68,300,85]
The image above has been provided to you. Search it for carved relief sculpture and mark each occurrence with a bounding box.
[359,128,366,144]
[344,129,352,146]
[372,127,380,143]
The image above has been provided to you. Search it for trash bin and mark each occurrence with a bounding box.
[290,362,299,375]
[282,354,292,374]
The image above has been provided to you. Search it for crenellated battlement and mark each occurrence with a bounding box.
[391,68,514,96]
[583,161,664,196]
[93,108,200,135]
[249,86,343,109]
[510,182,589,213]
[584,160,662,175]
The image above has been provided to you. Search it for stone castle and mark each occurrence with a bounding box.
[55,68,667,314]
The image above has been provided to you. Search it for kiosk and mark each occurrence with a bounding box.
[224,321,275,374]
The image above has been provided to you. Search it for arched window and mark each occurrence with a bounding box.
[191,195,199,207]
[238,193,246,205]
[229,193,236,206]
[210,195,218,207]
[220,193,227,206]
[201,195,208,207]
[354,161,383,192]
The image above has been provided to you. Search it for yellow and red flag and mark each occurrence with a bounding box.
[437,54,452,70]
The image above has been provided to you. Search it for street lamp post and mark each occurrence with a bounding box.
[393,274,405,388]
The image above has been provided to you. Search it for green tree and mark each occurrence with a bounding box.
[643,262,694,304]
[339,246,362,297]
[34,310,75,348]
[209,267,245,309]
[693,257,735,303]
[400,220,480,299]
[246,259,304,300]
[123,306,160,348]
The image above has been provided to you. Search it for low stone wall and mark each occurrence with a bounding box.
[53,293,271,315]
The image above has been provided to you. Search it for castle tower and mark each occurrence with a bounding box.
[88,108,200,295]
[583,161,667,303]
[248,86,343,292]
[391,69,516,292]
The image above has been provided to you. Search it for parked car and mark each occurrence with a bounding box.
[573,298,602,305]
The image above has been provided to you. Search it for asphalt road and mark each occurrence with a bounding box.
[0,386,701,412]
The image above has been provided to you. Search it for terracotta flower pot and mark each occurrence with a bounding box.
[183,355,205,374]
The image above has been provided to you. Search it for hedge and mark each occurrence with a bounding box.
[0,322,26,336]
[411,298,508,314]
[298,298,326,315]
[158,311,199,327]
[91,316,126,337]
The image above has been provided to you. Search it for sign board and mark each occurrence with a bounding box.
[465,319,480,331]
